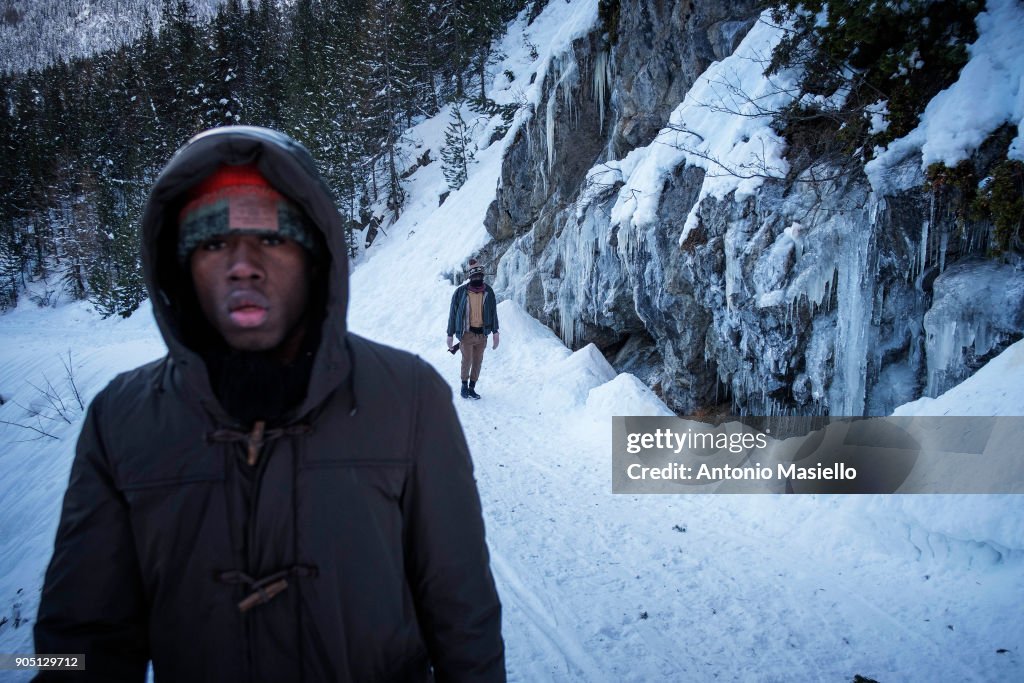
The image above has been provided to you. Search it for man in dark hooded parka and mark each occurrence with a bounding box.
[34,126,505,682]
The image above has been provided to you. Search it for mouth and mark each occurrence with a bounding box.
[227,293,270,328]
[229,305,268,328]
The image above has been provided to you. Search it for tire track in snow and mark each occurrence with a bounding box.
[489,548,609,681]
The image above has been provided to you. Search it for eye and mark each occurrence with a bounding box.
[261,234,286,247]
[199,238,226,251]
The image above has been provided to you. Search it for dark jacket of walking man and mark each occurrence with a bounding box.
[34,127,505,682]
[446,260,499,399]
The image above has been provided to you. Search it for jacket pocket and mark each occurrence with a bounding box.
[117,446,225,491]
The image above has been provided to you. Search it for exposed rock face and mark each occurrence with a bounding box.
[607,0,762,156]
[489,0,1024,416]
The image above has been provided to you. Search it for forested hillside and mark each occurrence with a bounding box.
[0,0,210,74]
[0,0,527,316]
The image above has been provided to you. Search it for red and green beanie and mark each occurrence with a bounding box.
[177,164,318,265]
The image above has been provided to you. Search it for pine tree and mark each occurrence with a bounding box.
[0,230,21,310]
[0,74,25,308]
[464,0,504,104]
[401,0,453,114]
[443,0,520,103]
[156,0,208,141]
[442,103,474,190]
[12,72,56,280]
[249,0,287,126]
[86,180,145,318]
[135,19,172,158]
[208,0,253,127]
[355,0,418,222]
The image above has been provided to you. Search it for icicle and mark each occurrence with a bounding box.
[918,217,929,280]
[938,228,948,273]
[544,51,579,174]
[493,235,536,307]
[927,320,958,396]
[830,197,879,416]
[563,62,577,129]
[925,315,1000,397]
[593,50,610,134]
[545,83,558,173]
[523,117,543,189]
[554,196,608,347]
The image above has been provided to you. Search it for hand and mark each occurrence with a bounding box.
[447,335,454,350]
[492,332,500,350]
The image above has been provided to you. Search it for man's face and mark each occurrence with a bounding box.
[190,232,310,357]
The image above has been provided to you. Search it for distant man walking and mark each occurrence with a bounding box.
[447,259,499,399]
[35,126,504,682]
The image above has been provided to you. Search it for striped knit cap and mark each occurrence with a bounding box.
[177,164,317,265]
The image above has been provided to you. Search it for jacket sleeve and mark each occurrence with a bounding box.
[446,288,460,337]
[34,390,150,682]
[404,364,505,682]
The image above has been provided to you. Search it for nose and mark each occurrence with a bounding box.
[225,239,264,281]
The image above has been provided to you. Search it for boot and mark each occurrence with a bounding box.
[460,381,472,399]
[467,380,481,399]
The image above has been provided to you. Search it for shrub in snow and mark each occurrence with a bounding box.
[974,159,1024,254]
[768,0,981,165]
[925,131,1024,256]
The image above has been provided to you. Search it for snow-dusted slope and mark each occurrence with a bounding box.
[0,1,222,74]
[1,1,1022,680]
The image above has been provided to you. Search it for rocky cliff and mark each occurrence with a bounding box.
[487,0,1024,416]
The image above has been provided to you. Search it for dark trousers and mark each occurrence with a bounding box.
[459,333,487,382]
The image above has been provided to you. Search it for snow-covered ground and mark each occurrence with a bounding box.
[1,1,1023,680]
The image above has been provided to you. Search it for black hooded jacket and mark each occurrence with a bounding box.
[34,127,505,682]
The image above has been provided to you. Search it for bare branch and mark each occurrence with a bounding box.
[25,377,72,424]
[656,127,787,182]
[0,419,59,441]
[11,399,63,423]
[62,350,85,412]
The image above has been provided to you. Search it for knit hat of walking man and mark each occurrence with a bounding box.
[447,258,500,399]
